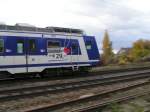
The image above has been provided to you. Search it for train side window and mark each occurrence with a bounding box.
[17,40,24,53]
[47,41,60,48]
[0,39,4,53]
[86,41,92,50]
[29,39,36,53]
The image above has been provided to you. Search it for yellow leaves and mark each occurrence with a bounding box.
[131,39,150,61]
[102,30,114,65]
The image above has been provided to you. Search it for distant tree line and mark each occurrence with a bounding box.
[101,30,150,65]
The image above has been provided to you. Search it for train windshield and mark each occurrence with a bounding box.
[0,39,4,53]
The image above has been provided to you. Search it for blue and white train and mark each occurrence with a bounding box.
[0,23,100,76]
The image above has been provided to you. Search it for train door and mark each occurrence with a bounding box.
[0,37,15,74]
[26,38,37,72]
[26,38,46,73]
[13,38,28,73]
[70,40,81,70]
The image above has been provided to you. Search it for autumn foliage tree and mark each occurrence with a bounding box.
[131,39,150,61]
[102,30,114,65]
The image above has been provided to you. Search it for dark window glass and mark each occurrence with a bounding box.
[17,40,24,53]
[47,41,60,48]
[71,42,78,50]
[29,39,36,53]
[0,39,4,53]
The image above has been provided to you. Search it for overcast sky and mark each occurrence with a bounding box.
[0,0,150,50]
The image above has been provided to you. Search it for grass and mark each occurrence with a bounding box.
[99,102,145,112]
[129,103,144,112]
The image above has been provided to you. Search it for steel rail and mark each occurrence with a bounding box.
[24,79,150,112]
[70,87,150,112]
[0,70,149,102]
[0,64,150,82]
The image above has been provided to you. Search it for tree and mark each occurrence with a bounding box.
[102,30,114,65]
[131,39,150,61]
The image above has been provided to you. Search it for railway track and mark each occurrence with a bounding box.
[0,65,149,94]
[1,64,150,83]
[69,87,150,112]
[71,90,150,112]
[0,69,150,103]
[25,79,150,112]
[1,66,150,91]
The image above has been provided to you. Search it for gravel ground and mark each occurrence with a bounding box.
[0,79,147,112]
[102,98,150,112]
[49,80,150,112]
[102,87,150,112]
[91,62,150,72]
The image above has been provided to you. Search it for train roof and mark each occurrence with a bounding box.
[0,24,84,35]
